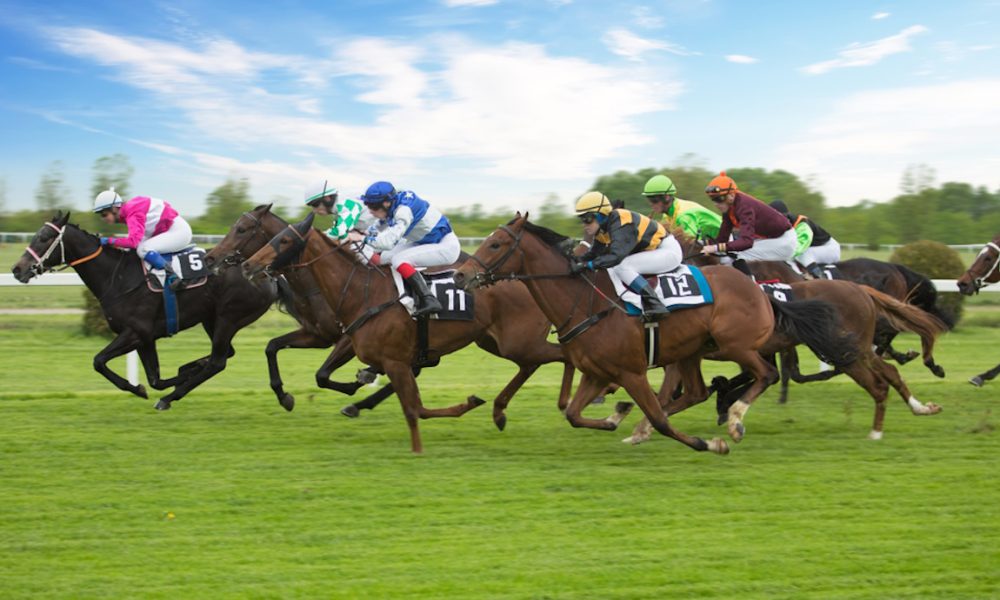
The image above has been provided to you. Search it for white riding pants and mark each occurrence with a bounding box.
[609,235,682,284]
[798,237,841,266]
[137,217,193,259]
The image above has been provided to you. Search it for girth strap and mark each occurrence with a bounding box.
[558,309,612,344]
[341,299,398,336]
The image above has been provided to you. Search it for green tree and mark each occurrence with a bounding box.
[35,161,70,213]
[90,154,134,200]
[900,163,936,195]
[192,178,254,233]
[535,193,576,235]
[0,177,6,214]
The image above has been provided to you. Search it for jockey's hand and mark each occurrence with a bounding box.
[346,230,365,244]
[99,237,110,246]
[568,260,590,275]
[369,253,382,266]
[700,244,718,255]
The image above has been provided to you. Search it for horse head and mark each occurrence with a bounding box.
[242,211,315,280]
[10,212,73,283]
[455,212,530,290]
[957,237,1000,295]
[205,203,276,273]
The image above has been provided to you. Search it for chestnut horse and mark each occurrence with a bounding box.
[957,234,1000,386]
[455,214,857,455]
[239,213,587,453]
[624,278,946,444]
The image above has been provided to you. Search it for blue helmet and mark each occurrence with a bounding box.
[361,181,396,206]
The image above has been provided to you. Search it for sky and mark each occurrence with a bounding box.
[1,0,998,218]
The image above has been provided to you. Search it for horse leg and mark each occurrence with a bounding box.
[490,364,538,432]
[136,341,181,390]
[618,370,728,454]
[839,360,890,439]
[556,363,574,412]
[724,351,779,443]
[624,360,708,445]
[622,366,680,445]
[154,322,239,410]
[265,329,333,412]
[317,337,371,396]
[970,361,1000,387]
[777,350,792,404]
[563,372,632,431]
[93,331,148,398]
[874,356,942,418]
[382,360,424,453]
[342,382,397,418]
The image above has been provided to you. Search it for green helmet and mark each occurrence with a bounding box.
[643,174,677,197]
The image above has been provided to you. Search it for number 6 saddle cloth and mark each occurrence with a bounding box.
[610,264,714,314]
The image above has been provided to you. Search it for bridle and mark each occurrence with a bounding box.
[22,221,103,277]
[220,211,270,267]
[970,241,1000,292]
[464,225,526,287]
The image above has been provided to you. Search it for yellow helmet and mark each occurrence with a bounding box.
[574,191,612,216]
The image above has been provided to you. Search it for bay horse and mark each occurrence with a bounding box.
[205,204,393,413]
[624,278,946,444]
[957,234,1000,386]
[10,212,276,409]
[454,214,858,454]
[239,212,588,453]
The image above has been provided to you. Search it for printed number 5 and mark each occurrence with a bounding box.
[188,255,203,270]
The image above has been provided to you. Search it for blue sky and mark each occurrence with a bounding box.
[1,0,998,218]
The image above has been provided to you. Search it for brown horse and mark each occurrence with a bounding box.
[957,234,1000,386]
[455,214,857,455]
[624,278,946,444]
[239,212,588,453]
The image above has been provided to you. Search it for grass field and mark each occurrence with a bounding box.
[1,310,998,598]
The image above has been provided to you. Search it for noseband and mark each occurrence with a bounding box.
[465,225,524,287]
[23,222,68,276]
[222,211,269,267]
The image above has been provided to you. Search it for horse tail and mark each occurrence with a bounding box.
[274,275,302,322]
[769,297,857,368]
[861,285,948,360]
[894,263,957,330]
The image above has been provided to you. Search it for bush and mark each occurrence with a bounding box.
[889,240,965,323]
[81,288,113,338]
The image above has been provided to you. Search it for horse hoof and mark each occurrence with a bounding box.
[931,366,946,378]
[154,400,171,411]
[970,376,984,387]
[468,395,486,408]
[591,395,605,405]
[926,402,943,414]
[728,421,745,443]
[135,385,148,399]
[494,413,507,432]
[614,401,633,417]
[340,405,360,419]
[279,393,295,412]
[716,413,728,426]
[707,437,730,455]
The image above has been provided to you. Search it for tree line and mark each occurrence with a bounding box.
[2,155,998,245]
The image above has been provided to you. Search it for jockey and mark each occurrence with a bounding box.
[304,180,377,260]
[700,172,797,273]
[93,187,192,290]
[643,174,722,241]
[357,181,461,318]
[571,191,681,316]
[769,200,841,279]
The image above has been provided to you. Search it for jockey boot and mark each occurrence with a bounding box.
[628,276,669,317]
[144,251,184,290]
[731,258,754,279]
[805,262,824,280]
[406,271,442,318]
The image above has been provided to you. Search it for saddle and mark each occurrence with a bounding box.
[142,246,210,292]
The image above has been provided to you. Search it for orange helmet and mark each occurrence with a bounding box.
[705,171,737,197]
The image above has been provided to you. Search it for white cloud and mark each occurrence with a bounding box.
[41,27,678,191]
[602,28,696,61]
[772,78,1000,204]
[872,12,890,20]
[800,25,928,75]
[632,6,664,29]
[725,54,758,64]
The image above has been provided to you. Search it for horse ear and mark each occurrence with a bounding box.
[62,211,71,225]
[522,211,529,222]
[295,210,315,233]
[264,203,273,213]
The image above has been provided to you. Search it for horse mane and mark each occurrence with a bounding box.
[506,217,569,250]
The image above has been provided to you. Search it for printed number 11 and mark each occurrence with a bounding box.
[445,288,466,311]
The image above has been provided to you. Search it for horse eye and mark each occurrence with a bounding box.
[237,227,246,234]
[490,242,500,250]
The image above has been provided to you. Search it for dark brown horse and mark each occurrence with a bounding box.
[957,234,1000,386]
[239,213,586,453]
[455,214,857,454]
[10,212,275,409]
[624,278,946,444]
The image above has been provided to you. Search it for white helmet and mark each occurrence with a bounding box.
[304,180,338,206]
[93,187,123,213]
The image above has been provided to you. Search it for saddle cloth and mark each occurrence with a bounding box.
[788,262,842,280]
[389,268,475,320]
[609,264,714,314]
[143,246,209,292]
[757,281,795,302]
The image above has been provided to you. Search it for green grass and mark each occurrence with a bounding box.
[1,313,998,598]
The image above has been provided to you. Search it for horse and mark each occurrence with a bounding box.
[205,204,395,413]
[239,212,588,453]
[10,212,276,409]
[454,214,858,455]
[957,234,1000,386]
[623,277,946,444]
